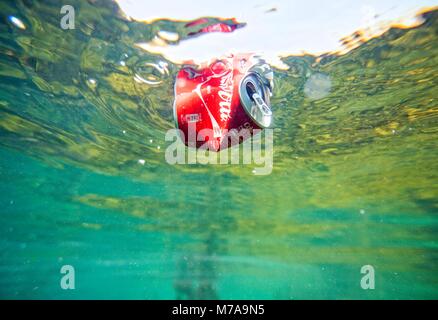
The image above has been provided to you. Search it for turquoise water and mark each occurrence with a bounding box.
[0,1,437,299]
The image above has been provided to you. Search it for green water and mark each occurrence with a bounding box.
[0,0,437,299]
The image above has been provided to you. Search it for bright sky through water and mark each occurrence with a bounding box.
[117,0,438,67]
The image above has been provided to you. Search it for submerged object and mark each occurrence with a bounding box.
[173,53,274,151]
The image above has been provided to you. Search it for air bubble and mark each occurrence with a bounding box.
[134,61,169,86]
[87,78,97,89]
[8,16,26,30]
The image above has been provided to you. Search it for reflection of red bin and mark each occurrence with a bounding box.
[173,53,274,151]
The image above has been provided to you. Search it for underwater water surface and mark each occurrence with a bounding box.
[0,0,437,299]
